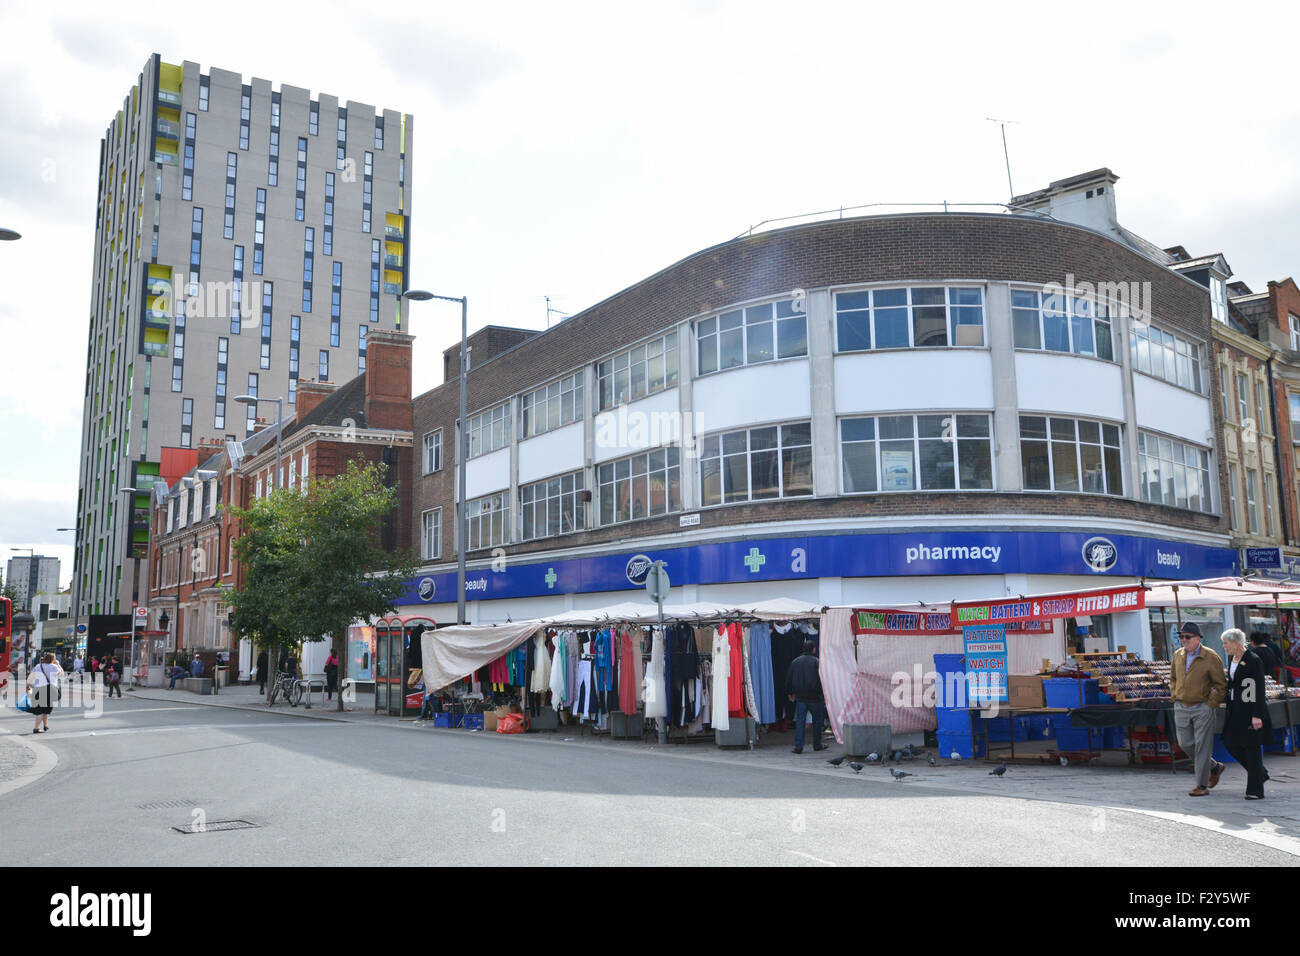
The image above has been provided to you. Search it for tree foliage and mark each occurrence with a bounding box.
[226,460,419,699]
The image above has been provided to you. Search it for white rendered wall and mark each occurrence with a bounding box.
[1015,352,1126,421]
[518,421,585,485]
[834,350,995,414]
[1132,375,1214,446]
[464,447,510,498]
[593,388,682,462]
[692,362,811,434]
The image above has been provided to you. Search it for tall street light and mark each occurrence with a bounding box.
[56,525,81,646]
[404,289,469,626]
[233,396,284,489]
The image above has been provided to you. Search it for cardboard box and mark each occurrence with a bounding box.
[483,711,499,732]
[1007,676,1044,709]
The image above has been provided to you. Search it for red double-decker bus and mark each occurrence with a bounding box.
[0,596,11,685]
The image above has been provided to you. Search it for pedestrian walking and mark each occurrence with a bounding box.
[105,655,123,699]
[26,652,63,734]
[1170,622,1228,796]
[1221,629,1270,800]
[256,648,269,694]
[323,648,339,702]
[73,653,84,682]
[785,640,828,754]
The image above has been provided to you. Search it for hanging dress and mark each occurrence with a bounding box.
[749,623,777,724]
[711,627,731,732]
[643,626,667,719]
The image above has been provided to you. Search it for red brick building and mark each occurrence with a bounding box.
[146,330,415,677]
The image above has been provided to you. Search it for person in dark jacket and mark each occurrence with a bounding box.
[256,648,269,694]
[1249,633,1278,678]
[323,649,339,701]
[785,640,827,754]
[1221,629,1270,800]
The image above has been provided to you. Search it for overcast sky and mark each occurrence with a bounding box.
[2,0,1298,590]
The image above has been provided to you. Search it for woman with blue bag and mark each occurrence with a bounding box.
[26,652,63,734]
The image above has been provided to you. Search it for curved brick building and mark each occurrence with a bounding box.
[404,179,1235,659]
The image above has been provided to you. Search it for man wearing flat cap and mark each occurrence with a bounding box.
[1170,622,1228,796]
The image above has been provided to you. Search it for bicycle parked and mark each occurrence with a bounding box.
[267,671,303,707]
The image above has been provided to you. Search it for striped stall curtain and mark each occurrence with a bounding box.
[818,610,1067,742]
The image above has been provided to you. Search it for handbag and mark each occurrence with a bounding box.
[16,694,30,713]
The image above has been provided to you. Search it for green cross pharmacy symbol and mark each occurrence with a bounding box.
[545,568,557,589]
[743,547,766,573]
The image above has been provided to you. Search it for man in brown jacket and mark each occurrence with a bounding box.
[1171,622,1229,796]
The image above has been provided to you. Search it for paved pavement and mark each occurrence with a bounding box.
[36,682,1289,861]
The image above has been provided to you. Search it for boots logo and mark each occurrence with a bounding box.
[1082,537,1118,572]
[417,577,436,601]
[625,554,654,585]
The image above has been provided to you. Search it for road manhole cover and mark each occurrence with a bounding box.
[171,820,260,834]
[138,799,199,810]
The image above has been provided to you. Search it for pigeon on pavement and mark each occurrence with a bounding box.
[928,755,937,767]
[865,752,881,763]
[950,752,963,761]
[849,762,865,774]
[890,768,914,780]
[989,763,1008,776]
[827,755,847,766]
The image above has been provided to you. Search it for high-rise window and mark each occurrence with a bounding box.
[181,398,193,448]
[357,325,366,374]
[699,423,813,505]
[837,287,986,352]
[597,333,678,409]
[231,245,244,335]
[260,282,273,370]
[239,86,251,150]
[309,100,319,136]
[336,109,347,170]
[1130,320,1204,392]
[521,471,586,540]
[841,414,994,493]
[1009,289,1113,358]
[466,493,509,550]
[246,373,259,436]
[521,373,583,438]
[198,74,209,112]
[1020,416,1122,495]
[467,404,509,458]
[215,336,228,429]
[330,262,342,346]
[375,116,384,150]
[423,429,443,474]
[223,152,236,239]
[1137,432,1212,513]
[323,172,334,256]
[700,299,809,373]
[598,448,681,524]
[369,240,381,322]
[302,227,314,312]
[319,350,329,381]
[421,508,442,559]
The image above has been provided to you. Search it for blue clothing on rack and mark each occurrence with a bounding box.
[593,629,613,691]
[749,623,777,724]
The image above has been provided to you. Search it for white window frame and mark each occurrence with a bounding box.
[697,298,809,374]
[1019,415,1124,496]
[596,447,683,526]
[1009,287,1114,360]
[519,471,586,540]
[521,373,583,439]
[698,422,813,507]
[467,404,509,459]
[1136,431,1214,514]
[1265,472,1276,537]
[1227,463,1240,531]
[466,492,509,550]
[835,285,987,354]
[1290,314,1300,351]
[597,332,680,410]
[421,507,442,560]
[1237,372,1250,425]
[1129,319,1205,393]
[423,429,443,474]
[839,413,995,494]
[1245,468,1260,535]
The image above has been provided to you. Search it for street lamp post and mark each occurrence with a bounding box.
[404,289,469,626]
[233,396,284,490]
[56,525,81,650]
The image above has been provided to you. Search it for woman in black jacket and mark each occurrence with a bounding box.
[1220,629,1270,800]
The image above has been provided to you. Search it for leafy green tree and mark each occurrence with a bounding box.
[227,459,419,708]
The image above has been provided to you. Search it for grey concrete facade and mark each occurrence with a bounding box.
[76,54,415,620]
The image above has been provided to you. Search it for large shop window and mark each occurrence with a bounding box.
[598,447,681,525]
[1011,290,1114,360]
[521,471,586,540]
[699,423,813,506]
[698,299,807,374]
[841,413,993,493]
[1130,320,1205,393]
[521,372,583,439]
[835,286,984,352]
[1021,416,1123,495]
[467,404,509,458]
[1138,432,1212,513]
[466,492,510,550]
[597,333,678,410]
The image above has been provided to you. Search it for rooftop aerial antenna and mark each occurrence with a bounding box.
[545,296,569,329]
[986,117,1019,201]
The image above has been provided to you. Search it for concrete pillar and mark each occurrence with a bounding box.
[806,289,837,497]
[986,282,1022,492]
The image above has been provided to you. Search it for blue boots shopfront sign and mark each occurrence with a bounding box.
[395,530,1238,606]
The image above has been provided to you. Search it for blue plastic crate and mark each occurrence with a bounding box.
[455,713,485,730]
[984,716,1030,742]
[933,653,965,675]
[1026,715,1055,739]
[937,732,985,760]
[936,708,975,734]
[1043,678,1100,709]
[431,712,453,728]
[1055,726,1095,751]
[1102,726,1126,749]
[1263,727,1294,754]
[934,672,973,708]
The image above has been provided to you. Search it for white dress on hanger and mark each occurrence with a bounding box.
[531,632,552,694]
[643,627,667,719]
[549,632,567,711]
[711,627,731,732]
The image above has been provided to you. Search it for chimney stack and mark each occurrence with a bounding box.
[363,330,414,430]
[296,380,338,422]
